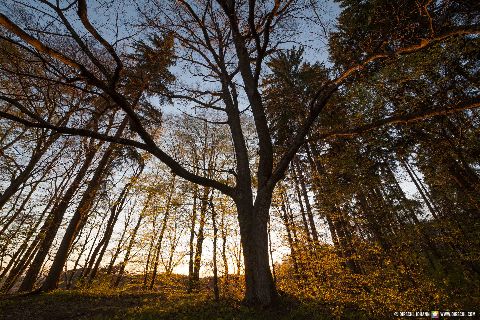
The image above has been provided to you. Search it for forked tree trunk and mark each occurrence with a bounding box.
[235,190,277,306]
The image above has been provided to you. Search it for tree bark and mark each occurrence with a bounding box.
[235,189,277,306]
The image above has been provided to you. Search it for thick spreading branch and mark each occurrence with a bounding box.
[316,98,480,141]
[333,26,480,86]
[0,13,84,71]
[77,0,123,84]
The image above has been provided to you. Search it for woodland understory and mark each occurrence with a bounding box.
[0,0,479,319]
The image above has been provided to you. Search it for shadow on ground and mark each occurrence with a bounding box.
[0,290,335,320]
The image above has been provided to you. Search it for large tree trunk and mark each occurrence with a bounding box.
[235,190,277,306]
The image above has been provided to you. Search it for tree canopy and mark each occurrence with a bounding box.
[0,0,479,317]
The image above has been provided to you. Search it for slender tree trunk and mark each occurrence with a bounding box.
[114,212,145,287]
[113,190,150,288]
[220,203,229,297]
[87,191,126,282]
[280,195,299,275]
[0,204,46,284]
[211,200,219,301]
[187,183,198,292]
[149,175,176,290]
[143,236,155,289]
[67,224,94,289]
[358,190,389,250]
[192,186,210,285]
[334,209,362,274]
[306,143,342,247]
[41,119,127,291]
[294,160,319,244]
[78,214,107,280]
[106,215,130,275]
[291,166,311,241]
[446,159,480,217]
[267,216,276,285]
[0,190,59,292]
[107,167,144,276]
[0,138,50,211]
[386,165,445,273]
[18,142,98,292]
[403,160,439,219]
[1,176,42,235]
[0,156,76,289]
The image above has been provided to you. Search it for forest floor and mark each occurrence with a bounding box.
[0,288,335,320]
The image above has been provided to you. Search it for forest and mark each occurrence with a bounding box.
[0,0,479,319]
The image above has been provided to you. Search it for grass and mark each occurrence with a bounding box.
[0,288,335,320]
